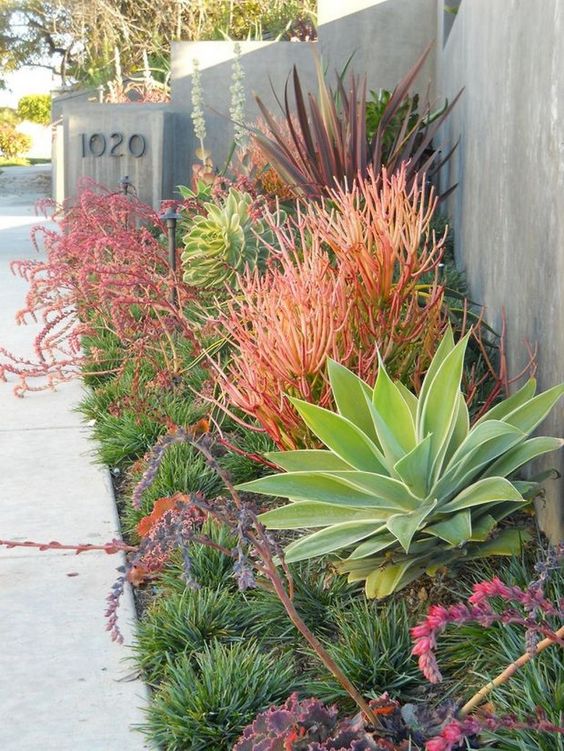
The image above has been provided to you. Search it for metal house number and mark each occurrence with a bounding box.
[80,132,147,158]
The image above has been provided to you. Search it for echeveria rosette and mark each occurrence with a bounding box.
[181,188,278,289]
[236,327,564,598]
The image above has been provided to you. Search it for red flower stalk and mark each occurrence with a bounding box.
[412,547,564,685]
[0,180,201,396]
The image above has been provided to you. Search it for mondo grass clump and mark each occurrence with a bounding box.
[133,586,258,685]
[143,640,298,751]
[304,597,424,709]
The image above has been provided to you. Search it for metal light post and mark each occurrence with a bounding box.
[161,207,181,305]
[119,175,133,196]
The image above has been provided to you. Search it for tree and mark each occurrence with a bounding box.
[17,94,52,124]
[0,1,316,88]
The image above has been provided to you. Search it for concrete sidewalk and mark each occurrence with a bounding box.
[0,166,150,750]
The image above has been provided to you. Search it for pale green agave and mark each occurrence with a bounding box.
[237,327,563,598]
[181,189,275,289]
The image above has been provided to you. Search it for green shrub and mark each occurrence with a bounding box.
[143,640,298,751]
[0,126,32,159]
[134,587,256,685]
[246,560,354,645]
[304,598,423,709]
[159,520,239,592]
[17,94,52,125]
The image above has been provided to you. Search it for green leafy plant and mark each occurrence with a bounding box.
[16,94,51,125]
[143,640,298,750]
[181,189,277,289]
[238,327,563,597]
[134,587,256,685]
[305,598,423,709]
[0,125,31,159]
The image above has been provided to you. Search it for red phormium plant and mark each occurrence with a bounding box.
[0,181,198,395]
[216,166,447,449]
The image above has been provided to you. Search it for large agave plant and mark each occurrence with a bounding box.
[181,189,276,289]
[237,328,563,597]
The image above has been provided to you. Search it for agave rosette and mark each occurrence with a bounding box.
[237,328,563,597]
[181,189,276,289]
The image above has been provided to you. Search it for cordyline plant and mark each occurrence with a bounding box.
[216,166,446,449]
[251,45,461,199]
[0,182,199,395]
[237,326,564,597]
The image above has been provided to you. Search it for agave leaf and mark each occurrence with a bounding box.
[289,398,388,473]
[237,472,405,509]
[501,384,564,435]
[395,380,419,421]
[323,471,421,510]
[347,532,397,560]
[475,378,536,425]
[394,434,432,498]
[416,323,455,424]
[484,436,564,478]
[467,528,531,558]
[511,480,542,500]
[433,421,525,499]
[443,393,470,466]
[425,510,472,546]
[444,420,524,473]
[468,513,497,541]
[386,500,437,552]
[265,450,353,472]
[418,332,470,478]
[284,520,384,563]
[258,502,393,529]
[440,477,523,513]
[327,359,378,444]
[364,558,424,598]
[371,355,416,459]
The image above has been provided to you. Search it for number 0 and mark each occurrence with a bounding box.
[128,134,146,158]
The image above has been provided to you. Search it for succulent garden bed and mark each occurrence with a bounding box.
[0,45,562,751]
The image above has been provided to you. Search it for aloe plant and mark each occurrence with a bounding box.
[181,189,277,289]
[237,328,563,598]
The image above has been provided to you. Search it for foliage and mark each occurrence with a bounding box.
[247,561,354,645]
[0,106,19,126]
[218,167,446,449]
[133,587,257,685]
[305,599,422,709]
[16,94,51,125]
[0,126,31,159]
[0,1,316,88]
[143,640,297,751]
[234,693,412,751]
[0,183,199,395]
[180,188,277,289]
[251,47,460,199]
[432,554,564,751]
[412,545,563,684]
[238,326,564,596]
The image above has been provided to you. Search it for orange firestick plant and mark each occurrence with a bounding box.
[216,166,446,449]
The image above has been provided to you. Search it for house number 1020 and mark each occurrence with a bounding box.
[80,132,147,158]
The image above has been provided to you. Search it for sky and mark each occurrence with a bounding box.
[0,66,59,109]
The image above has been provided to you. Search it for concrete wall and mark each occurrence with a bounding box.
[63,104,192,208]
[437,0,564,539]
[171,0,438,165]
